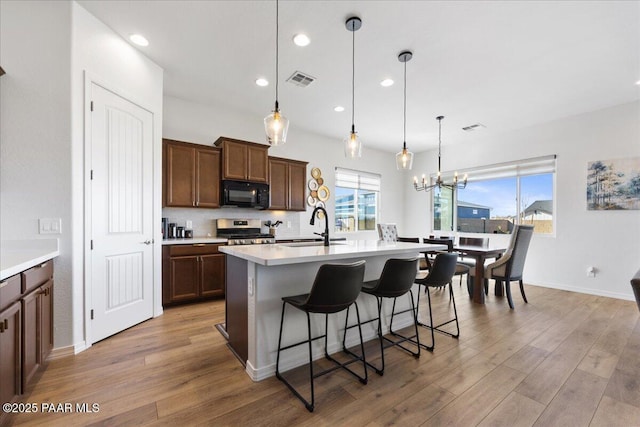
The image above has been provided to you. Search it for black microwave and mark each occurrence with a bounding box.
[221,180,269,209]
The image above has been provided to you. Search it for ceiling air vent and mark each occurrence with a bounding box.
[286,71,316,87]
[462,123,486,132]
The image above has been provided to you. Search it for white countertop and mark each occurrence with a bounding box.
[1,239,60,281]
[219,240,446,266]
[162,237,227,245]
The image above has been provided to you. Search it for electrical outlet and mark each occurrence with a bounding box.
[248,277,254,296]
[287,221,291,229]
[586,266,596,278]
[186,220,193,229]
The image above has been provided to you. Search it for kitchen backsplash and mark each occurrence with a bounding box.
[162,207,304,239]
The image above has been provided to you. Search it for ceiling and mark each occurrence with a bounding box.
[78,0,640,153]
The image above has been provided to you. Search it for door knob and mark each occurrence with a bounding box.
[142,240,152,245]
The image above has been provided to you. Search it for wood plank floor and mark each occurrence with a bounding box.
[6,282,640,426]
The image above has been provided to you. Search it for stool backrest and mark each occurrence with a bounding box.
[305,260,366,313]
[370,258,418,298]
[422,253,458,287]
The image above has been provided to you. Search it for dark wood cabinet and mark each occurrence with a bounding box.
[268,157,308,211]
[21,263,54,392]
[163,139,221,208]
[214,137,269,183]
[0,261,53,422]
[162,244,226,306]
[0,301,21,407]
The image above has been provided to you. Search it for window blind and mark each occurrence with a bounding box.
[335,167,381,191]
[435,155,556,182]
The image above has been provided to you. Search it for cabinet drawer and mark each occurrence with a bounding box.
[168,244,224,257]
[21,261,53,293]
[0,274,21,311]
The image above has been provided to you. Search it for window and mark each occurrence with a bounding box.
[433,155,555,235]
[335,168,380,232]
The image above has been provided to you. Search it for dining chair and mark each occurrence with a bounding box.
[276,260,367,412]
[468,224,534,309]
[377,223,398,242]
[631,268,640,312]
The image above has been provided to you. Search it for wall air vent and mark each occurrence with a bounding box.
[286,71,316,87]
[462,123,486,132]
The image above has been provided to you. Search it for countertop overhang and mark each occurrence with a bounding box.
[219,240,446,266]
[1,239,60,281]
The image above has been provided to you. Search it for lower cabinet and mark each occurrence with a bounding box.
[162,244,226,305]
[21,280,53,390]
[0,301,22,406]
[0,261,53,417]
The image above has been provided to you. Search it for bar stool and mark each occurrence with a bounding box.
[413,252,459,351]
[344,257,420,375]
[275,260,367,412]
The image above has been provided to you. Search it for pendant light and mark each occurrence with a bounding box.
[395,50,414,170]
[264,0,289,146]
[344,17,362,158]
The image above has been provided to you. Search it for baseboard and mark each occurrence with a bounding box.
[528,281,636,302]
[47,345,76,360]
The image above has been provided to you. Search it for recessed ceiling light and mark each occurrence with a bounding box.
[255,78,269,87]
[636,80,640,85]
[129,34,149,47]
[380,79,394,87]
[293,34,310,47]
[334,106,345,112]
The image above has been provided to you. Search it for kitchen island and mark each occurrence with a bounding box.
[220,240,446,381]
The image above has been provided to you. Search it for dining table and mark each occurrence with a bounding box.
[454,244,506,304]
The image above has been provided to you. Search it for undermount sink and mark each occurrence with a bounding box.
[279,241,348,247]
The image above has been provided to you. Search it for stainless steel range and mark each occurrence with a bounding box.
[216,219,275,245]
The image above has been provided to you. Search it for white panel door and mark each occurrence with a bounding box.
[89,82,154,343]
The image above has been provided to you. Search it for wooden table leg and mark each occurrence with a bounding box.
[472,255,486,304]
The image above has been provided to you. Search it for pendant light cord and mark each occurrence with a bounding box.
[438,116,443,174]
[351,25,355,133]
[403,59,407,149]
[275,0,279,110]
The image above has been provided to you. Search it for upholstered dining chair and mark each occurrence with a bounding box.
[468,224,534,309]
[377,223,398,242]
[631,268,640,312]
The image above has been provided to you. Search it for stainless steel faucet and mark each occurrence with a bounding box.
[310,206,330,246]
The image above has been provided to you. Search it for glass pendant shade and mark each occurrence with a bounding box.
[264,107,289,146]
[396,145,414,170]
[344,130,362,158]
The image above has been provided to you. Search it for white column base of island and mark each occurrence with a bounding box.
[220,240,446,381]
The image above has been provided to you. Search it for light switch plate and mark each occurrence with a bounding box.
[39,218,62,234]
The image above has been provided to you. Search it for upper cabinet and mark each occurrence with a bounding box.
[214,137,269,183]
[268,157,308,211]
[163,139,221,208]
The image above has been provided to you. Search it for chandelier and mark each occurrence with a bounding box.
[414,115,467,192]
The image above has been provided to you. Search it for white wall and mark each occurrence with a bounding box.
[0,1,73,345]
[71,2,164,351]
[163,96,410,239]
[1,1,164,351]
[405,101,640,300]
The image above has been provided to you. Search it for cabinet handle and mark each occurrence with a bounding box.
[39,262,48,268]
[0,321,4,333]
[3,319,7,330]
[192,244,206,247]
